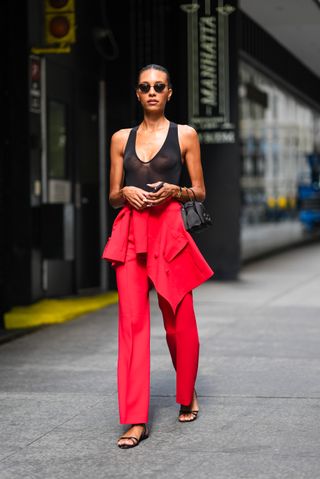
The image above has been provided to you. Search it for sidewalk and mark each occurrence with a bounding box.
[0,242,320,478]
[240,219,307,261]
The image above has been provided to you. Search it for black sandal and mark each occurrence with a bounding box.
[117,423,149,449]
[178,390,199,423]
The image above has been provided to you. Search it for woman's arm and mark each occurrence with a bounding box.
[179,125,206,202]
[109,129,151,210]
[109,130,127,209]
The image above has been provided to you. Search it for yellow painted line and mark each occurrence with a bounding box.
[4,291,118,330]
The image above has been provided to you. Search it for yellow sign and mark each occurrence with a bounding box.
[45,0,76,45]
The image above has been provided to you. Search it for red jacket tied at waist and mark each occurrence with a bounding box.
[101,199,214,313]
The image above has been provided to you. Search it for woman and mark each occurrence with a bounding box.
[102,64,214,448]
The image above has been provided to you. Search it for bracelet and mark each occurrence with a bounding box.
[176,186,182,199]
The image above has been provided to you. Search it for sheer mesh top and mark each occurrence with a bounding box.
[123,121,182,192]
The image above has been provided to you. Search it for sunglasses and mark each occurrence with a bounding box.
[137,82,167,93]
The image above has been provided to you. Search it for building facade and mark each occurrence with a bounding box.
[1,0,320,326]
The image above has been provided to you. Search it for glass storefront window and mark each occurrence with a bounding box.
[239,61,320,225]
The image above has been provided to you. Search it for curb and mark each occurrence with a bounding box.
[4,291,119,330]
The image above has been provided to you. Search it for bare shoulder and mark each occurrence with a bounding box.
[177,124,199,141]
[111,128,132,151]
[177,124,199,152]
[111,128,131,154]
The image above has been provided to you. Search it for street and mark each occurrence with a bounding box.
[0,242,320,479]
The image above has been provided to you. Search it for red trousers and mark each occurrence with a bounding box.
[115,218,200,424]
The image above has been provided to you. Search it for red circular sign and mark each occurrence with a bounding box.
[49,16,70,38]
[49,0,68,9]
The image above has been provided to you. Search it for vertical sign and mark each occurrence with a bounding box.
[181,0,236,144]
[29,55,41,114]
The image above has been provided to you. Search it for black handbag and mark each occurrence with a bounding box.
[181,188,213,233]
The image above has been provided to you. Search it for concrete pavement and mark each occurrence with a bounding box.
[0,242,320,478]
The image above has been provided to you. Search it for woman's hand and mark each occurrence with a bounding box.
[144,182,179,206]
[121,186,151,210]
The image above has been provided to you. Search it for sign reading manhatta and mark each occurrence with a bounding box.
[181,0,236,144]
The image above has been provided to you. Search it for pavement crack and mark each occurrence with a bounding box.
[150,394,320,400]
[0,398,104,464]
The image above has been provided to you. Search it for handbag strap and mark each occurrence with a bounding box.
[187,187,197,202]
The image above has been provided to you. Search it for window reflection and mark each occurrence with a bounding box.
[239,61,320,225]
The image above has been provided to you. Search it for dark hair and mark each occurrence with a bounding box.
[137,64,172,88]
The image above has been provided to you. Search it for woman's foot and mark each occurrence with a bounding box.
[117,423,149,448]
[178,389,199,422]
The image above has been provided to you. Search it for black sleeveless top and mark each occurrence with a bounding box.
[123,121,182,192]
